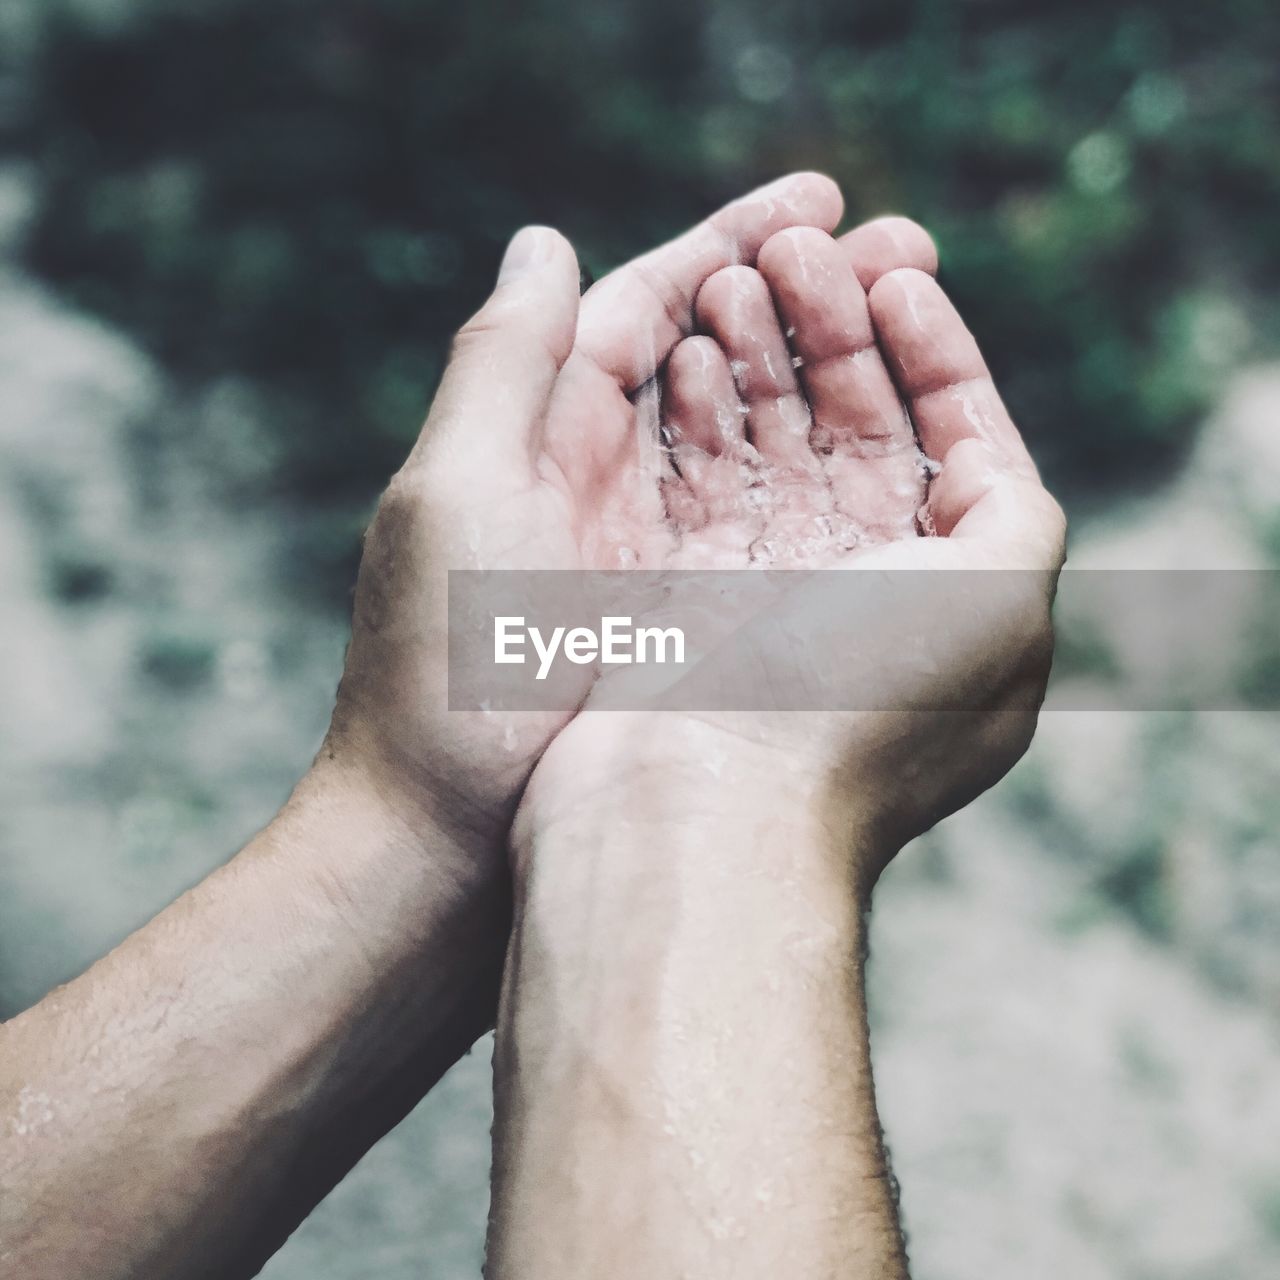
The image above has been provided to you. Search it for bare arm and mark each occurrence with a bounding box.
[0,757,507,1279]
[486,738,908,1279]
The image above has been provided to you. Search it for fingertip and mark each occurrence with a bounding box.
[756,224,838,278]
[790,170,845,233]
[693,263,763,328]
[747,171,845,235]
[844,217,939,290]
[867,268,959,384]
[893,217,940,275]
[486,225,580,369]
[497,225,577,284]
[664,335,741,457]
[867,264,937,311]
[668,333,723,377]
[873,216,939,276]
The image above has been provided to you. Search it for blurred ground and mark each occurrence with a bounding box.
[1,160,1277,1277]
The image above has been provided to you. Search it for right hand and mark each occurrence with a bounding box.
[522,237,1065,894]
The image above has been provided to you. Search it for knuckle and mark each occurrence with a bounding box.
[449,304,568,375]
[448,312,500,363]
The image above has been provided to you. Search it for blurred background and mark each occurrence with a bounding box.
[1,0,1278,1275]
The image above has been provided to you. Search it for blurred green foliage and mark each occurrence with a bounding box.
[6,0,1280,588]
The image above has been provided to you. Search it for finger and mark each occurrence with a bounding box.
[757,226,914,455]
[954,477,1066,576]
[926,438,1003,536]
[661,341,766,529]
[662,336,745,457]
[867,268,1034,470]
[694,265,814,469]
[578,172,844,392]
[868,270,1066,564]
[422,226,580,467]
[930,439,1066,566]
[839,216,938,291]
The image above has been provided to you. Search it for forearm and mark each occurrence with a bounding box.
[0,754,508,1280]
[486,734,907,1279]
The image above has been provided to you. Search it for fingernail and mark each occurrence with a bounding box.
[498,226,557,284]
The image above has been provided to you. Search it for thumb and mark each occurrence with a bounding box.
[423,225,580,464]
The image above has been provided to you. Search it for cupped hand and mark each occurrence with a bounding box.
[324,175,938,864]
[526,227,1065,889]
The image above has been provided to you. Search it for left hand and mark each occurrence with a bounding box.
[326,180,940,875]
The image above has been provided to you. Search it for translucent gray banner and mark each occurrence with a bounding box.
[446,570,1280,712]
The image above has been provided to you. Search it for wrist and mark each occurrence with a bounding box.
[513,712,892,903]
[270,748,506,969]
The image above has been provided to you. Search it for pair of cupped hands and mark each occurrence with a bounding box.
[325,172,1065,900]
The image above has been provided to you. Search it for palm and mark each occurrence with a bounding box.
[548,227,938,577]
[537,225,1062,862]
[403,176,889,830]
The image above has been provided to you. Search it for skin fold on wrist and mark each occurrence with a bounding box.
[510,711,896,901]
